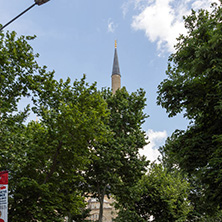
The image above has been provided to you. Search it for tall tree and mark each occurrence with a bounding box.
[157,0,222,217]
[115,164,192,222]
[83,87,148,222]
[0,30,108,221]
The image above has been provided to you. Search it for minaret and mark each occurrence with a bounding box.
[112,40,121,94]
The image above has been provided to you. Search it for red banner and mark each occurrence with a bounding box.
[0,171,8,222]
[0,172,8,185]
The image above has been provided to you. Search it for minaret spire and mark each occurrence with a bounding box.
[112,40,121,94]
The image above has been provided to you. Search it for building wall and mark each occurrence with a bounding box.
[86,196,117,222]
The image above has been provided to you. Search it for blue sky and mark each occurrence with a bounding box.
[0,0,218,160]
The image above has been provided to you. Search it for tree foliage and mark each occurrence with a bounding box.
[115,164,192,222]
[0,30,108,221]
[83,87,149,222]
[157,0,222,217]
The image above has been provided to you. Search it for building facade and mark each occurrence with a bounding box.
[86,196,117,222]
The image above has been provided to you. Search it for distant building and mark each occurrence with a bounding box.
[86,196,117,222]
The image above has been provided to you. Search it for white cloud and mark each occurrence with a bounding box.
[122,1,132,18]
[191,0,220,10]
[122,0,147,17]
[140,129,167,163]
[126,0,220,53]
[107,19,118,33]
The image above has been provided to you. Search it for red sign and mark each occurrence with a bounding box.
[0,172,8,185]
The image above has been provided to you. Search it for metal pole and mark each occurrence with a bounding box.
[0,3,37,32]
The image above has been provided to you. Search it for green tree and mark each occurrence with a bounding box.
[83,87,149,222]
[157,0,222,217]
[115,164,192,222]
[0,31,39,117]
[0,30,108,221]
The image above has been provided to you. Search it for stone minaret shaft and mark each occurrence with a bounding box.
[112,40,121,94]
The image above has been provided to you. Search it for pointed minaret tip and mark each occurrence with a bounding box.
[112,40,121,94]
[112,41,120,76]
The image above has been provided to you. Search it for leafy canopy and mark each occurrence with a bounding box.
[83,87,148,222]
[157,0,222,216]
[0,30,108,222]
[115,164,192,222]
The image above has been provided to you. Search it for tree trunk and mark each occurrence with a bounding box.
[43,141,62,184]
[98,185,107,222]
[67,212,72,222]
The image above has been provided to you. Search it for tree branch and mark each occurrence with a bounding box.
[43,141,62,184]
